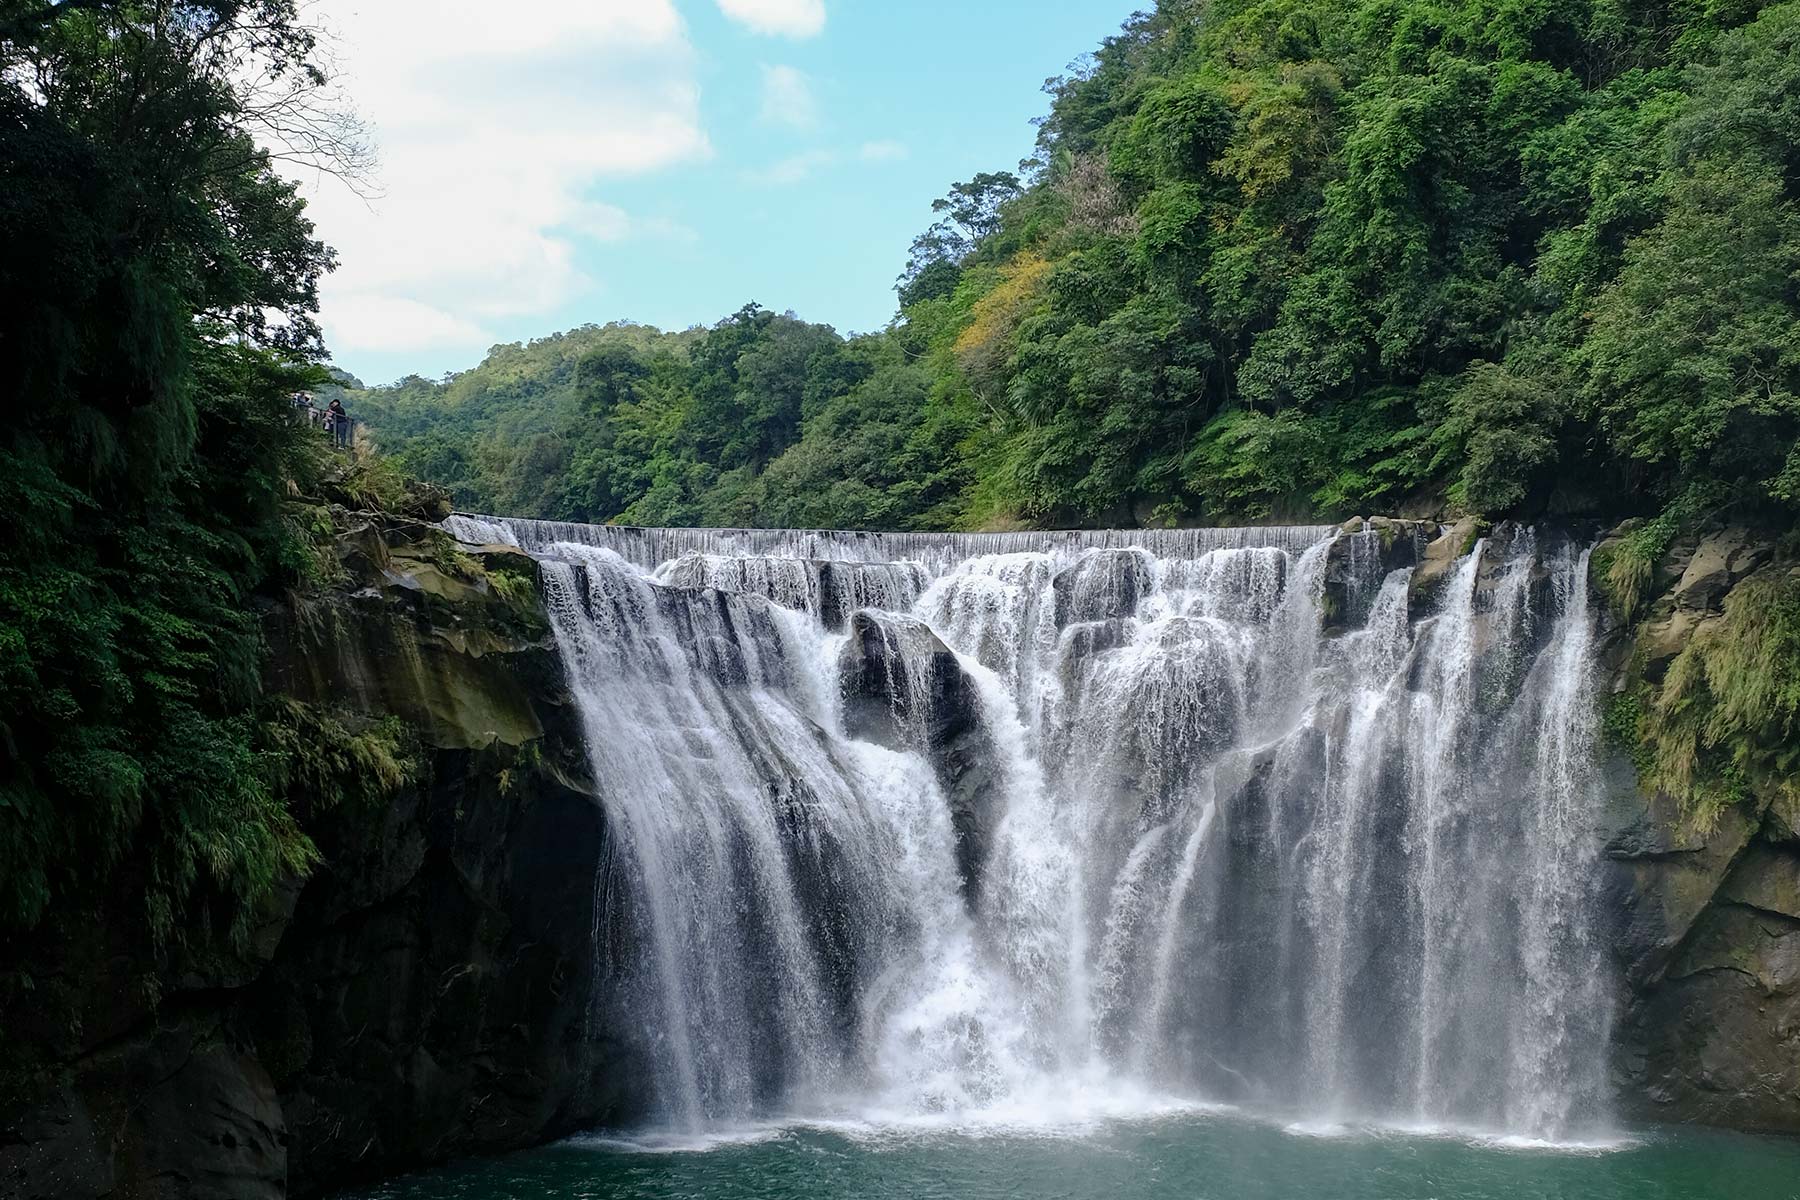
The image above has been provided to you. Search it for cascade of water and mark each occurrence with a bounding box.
[466,514,1614,1141]
[449,512,1332,568]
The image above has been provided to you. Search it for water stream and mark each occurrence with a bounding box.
[447,515,1613,1145]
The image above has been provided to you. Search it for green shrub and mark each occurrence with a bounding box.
[1644,572,1800,828]
[1600,514,1679,622]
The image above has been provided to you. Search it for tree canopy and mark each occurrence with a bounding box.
[0,0,364,937]
[355,0,1800,535]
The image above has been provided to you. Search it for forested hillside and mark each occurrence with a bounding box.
[0,2,407,942]
[355,0,1800,533]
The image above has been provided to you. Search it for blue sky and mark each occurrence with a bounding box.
[293,1,1140,387]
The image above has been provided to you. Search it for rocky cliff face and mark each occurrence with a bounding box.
[1348,517,1800,1135]
[1593,523,1800,1134]
[0,505,636,1199]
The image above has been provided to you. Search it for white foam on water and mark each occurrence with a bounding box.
[1371,1120,1638,1155]
[568,1125,796,1155]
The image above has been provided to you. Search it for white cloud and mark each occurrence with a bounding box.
[560,202,698,245]
[289,0,710,371]
[716,0,825,38]
[636,215,702,244]
[759,64,818,129]
[326,296,492,354]
[563,202,634,242]
[743,148,837,186]
[743,139,912,185]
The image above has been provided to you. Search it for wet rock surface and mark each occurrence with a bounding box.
[1597,521,1800,1134]
[1616,841,1800,1133]
[0,513,626,1198]
[1052,549,1155,626]
[839,611,998,902]
[1323,518,1433,631]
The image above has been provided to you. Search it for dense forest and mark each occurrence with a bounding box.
[353,0,1800,534]
[0,1,409,944]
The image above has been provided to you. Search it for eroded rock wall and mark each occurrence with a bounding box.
[1596,523,1800,1133]
[0,510,632,1199]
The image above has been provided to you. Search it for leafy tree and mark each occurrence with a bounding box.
[1585,163,1800,510]
[0,0,363,939]
[901,172,1024,288]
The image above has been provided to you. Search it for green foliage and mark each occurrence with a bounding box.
[1183,410,1331,521]
[1585,160,1800,510]
[1112,73,1236,185]
[260,699,415,821]
[902,172,1026,288]
[1644,572,1800,827]
[330,448,427,515]
[0,1,399,946]
[1595,511,1682,621]
[357,1,1800,535]
[487,566,539,612]
[353,308,984,531]
[1433,362,1565,513]
[1601,686,1655,775]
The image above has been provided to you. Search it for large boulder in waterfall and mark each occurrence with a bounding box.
[1409,516,1484,605]
[1403,520,1562,670]
[1323,518,1434,632]
[1052,549,1154,626]
[839,612,998,902]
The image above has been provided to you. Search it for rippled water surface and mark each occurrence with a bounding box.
[349,1112,1800,1200]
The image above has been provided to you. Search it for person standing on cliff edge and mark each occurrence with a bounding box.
[327,396,351,448]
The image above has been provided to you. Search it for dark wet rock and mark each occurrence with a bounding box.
[0,513,630,1198]
[1,1035,287,1200]
[1409,516,1483,604]
[1052,549,1154,626]
[1322,519,1432,632]
[128,1039,288,1200]
[839,612,998,903]
[0,1082,112,1200]
[269,751,628,1195]
[1059,618,1136,668]
[1617,842,1800,1134]
[1601,787,1761,988]
[1597,522,1800,1134]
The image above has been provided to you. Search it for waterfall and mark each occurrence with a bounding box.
[450,514,1613,1141]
